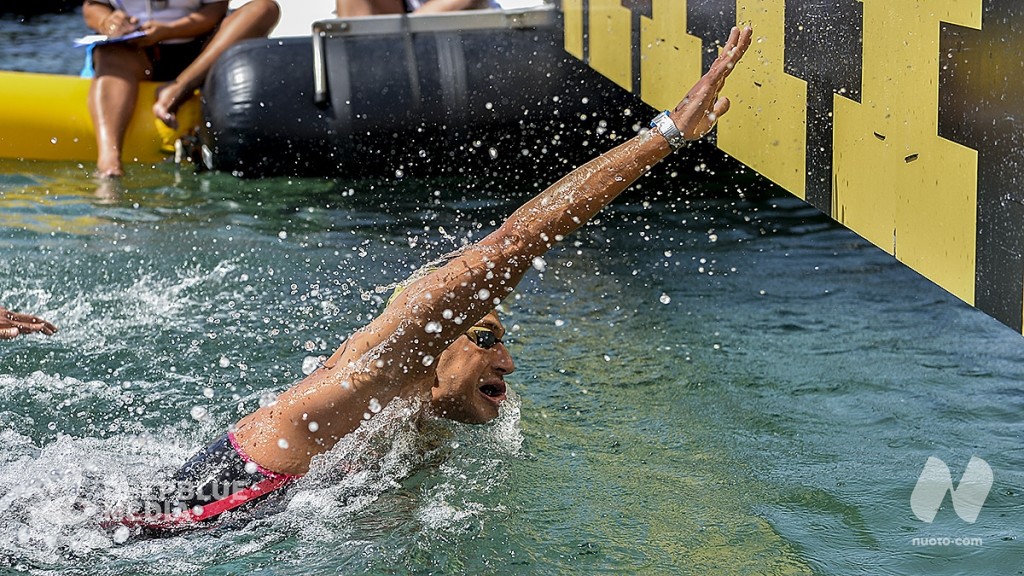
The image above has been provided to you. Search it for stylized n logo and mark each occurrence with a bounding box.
[910,456,993,523]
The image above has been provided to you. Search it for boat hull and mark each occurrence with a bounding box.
[201,8,643,178]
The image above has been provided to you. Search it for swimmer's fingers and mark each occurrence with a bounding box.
[671,25,752,140]
[0,308,58,339]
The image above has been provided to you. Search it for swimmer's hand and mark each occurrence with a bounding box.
[0,307,58,340]
[670,25,753,141]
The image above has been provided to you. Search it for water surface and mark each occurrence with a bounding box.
[1,9,1022,574]
[1,159,1020,575]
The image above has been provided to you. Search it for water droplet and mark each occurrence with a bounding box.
[302,356,319,375]
[425,321,442,334]
[259,392,279,407]
[422,355,435,366]
[190,406,207,420]
[369,398,382,413]
[477,288,490,300]
[112,526,130,544]
[203,387,214,399]
[278,230,288,240]
[245,462,259,474]
[532,257,547,272]
[277,438,289,449]
[659,293,671,304]
[488,148,498,159]
[308,421,319,432]
[218,356,230,368]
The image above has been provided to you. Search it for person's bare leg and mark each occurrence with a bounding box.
[153,0,281,129]
[89,44,150,178]
[337,0,405,17]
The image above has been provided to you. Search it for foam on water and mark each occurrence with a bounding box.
[0,429,191,567]
[0,381,523,572]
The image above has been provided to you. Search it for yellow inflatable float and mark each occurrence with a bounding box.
[0,70,200,164]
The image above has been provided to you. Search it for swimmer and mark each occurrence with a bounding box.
[0,307,57,340]
[121,25,753,530]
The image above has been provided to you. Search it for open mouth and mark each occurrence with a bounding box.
[479,381,507,403]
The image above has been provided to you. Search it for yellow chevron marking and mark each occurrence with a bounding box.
[833,0,981,304]
[639,0,703,112]
[717,0,808,199]
[563,0,584,59]
[588,0,633,91]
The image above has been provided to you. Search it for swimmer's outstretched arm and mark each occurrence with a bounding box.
[354,25,752,383]
[391,25,754,348]
[235,26,752,474]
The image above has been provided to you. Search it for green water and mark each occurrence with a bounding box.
[1,155,1021,574]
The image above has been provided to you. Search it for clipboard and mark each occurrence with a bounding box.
[73,30,148,47]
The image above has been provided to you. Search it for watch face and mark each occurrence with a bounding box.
[653,113,683,150]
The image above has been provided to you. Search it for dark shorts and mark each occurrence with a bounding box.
[145,37,211,82]
[112,432,301,532]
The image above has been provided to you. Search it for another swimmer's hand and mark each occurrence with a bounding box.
[670,25,753,141]
[0,307,58,340]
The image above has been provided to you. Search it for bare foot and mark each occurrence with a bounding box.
[94,151,124,178]
[93,165,124,179]
[153,82,189,129]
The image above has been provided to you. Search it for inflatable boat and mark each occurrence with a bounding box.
[0,0,330,166]
[200,5,642,177]
[2,4,640,177]
[0,70,200,165]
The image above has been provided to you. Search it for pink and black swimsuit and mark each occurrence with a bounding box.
[114,432,301,532]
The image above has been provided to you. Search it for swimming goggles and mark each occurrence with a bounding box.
[465,326,504,350]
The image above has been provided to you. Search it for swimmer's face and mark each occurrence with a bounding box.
[431,310,514,424]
